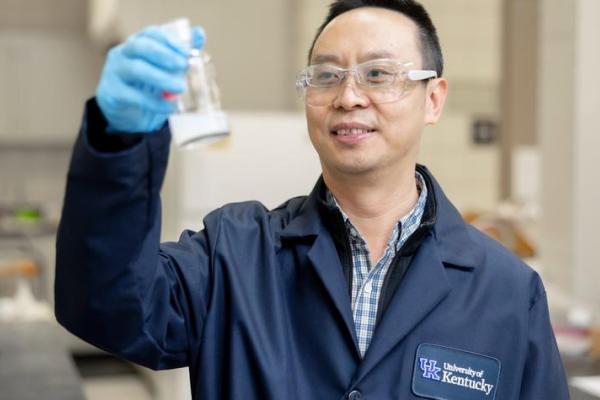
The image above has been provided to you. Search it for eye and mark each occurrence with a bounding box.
[317,71,337,81]
[309,67,340,86]
[364,67,395,85]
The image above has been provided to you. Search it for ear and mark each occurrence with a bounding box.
[424,78,448,125]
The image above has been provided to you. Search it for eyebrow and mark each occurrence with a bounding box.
[311,54,340,64]
[311,50,396,65]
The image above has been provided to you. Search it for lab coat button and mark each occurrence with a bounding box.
[347,389,362,400]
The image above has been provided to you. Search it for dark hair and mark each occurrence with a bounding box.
[308,0,444,77]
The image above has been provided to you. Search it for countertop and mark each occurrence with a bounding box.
[0,321,85,400]
[573,387,600,400]
[567,355,600,400]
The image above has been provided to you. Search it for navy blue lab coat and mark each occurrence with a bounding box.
[55,100,569,399]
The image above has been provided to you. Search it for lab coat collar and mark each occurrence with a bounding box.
[418,164,484,270]
[280,177,361,355]
[280,165,483,271]
[278,175,326,240]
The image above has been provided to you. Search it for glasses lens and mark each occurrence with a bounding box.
[307,65,341,87]
[358,61,397,87]
[300,61,410,107]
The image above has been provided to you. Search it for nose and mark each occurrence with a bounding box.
[332,72,370,110]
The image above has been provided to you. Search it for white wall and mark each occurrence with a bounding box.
[419,114,500,212]
[539,0,600,306]
[572,0,600,306]
[423,0,502,81]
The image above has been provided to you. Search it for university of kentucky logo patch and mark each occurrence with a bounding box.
[412,344,501,400]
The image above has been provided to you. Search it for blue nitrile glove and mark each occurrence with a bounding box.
[96,25,206,133]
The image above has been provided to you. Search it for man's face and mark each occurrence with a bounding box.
[306,7,446,178]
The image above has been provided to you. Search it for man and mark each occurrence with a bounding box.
[55,0,569,398]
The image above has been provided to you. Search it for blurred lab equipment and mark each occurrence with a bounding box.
[162,18,229,147]
[0,258,52,322]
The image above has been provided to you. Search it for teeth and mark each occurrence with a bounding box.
[335,128,372,136]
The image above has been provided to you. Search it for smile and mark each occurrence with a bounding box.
[333,128,376,136]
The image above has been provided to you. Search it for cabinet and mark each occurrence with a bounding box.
[0,32,102,144]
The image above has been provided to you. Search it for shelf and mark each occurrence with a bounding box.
[0,142,73,152]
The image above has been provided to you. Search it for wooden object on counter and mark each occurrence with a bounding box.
[591,327,600,358]
[0,258,39,278]
[462,211,536,259]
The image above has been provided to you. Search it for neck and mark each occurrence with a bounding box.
[324,166,419,219]
[323,166,420,262]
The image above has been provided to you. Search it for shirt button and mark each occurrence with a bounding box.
[348,389,362,400]
[363,282,372,294]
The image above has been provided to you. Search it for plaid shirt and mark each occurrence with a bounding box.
[327,172,428,357]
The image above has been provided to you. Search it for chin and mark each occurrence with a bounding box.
[330,158,380,176]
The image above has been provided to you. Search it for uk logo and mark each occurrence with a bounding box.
[419,358,442,381]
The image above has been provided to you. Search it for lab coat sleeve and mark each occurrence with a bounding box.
[518,275,570,399]
[55,99,212,370]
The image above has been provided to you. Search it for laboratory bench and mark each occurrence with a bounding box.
[573,386,600,400]
[0,321,85,400]
[567,355,600,400]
